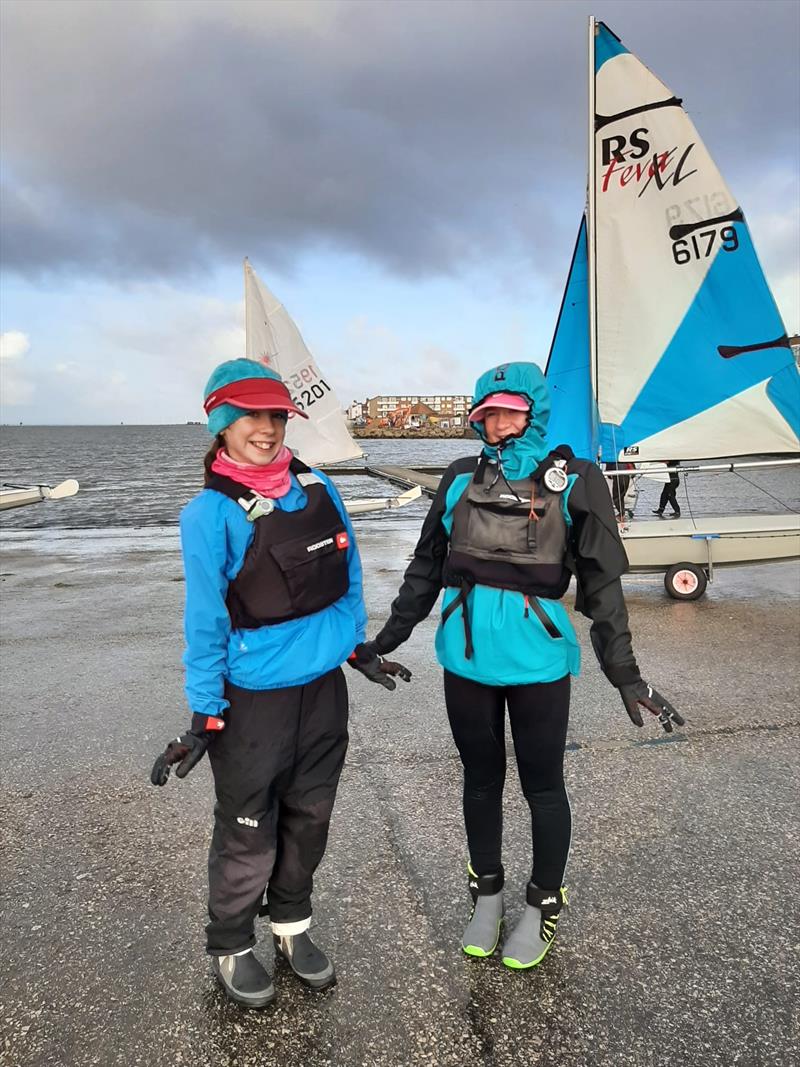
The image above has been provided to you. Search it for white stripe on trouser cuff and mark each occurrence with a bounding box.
[271,917,311,936]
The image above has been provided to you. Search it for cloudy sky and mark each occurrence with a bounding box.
[1,0,798,424]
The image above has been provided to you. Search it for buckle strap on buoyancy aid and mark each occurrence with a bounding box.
[524,594,563,639]
[206,458,314,522]
[442,580,563,658]
[441,578,475,659]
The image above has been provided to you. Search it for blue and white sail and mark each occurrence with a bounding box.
[544,217,597,459]
[548,20,800,462]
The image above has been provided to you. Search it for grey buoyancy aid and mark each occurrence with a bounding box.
[441,453,572,657]
[207,458,350,628]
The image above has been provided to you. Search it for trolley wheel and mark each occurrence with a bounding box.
[664,562,708,601]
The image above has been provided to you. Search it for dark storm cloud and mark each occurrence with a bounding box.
[1,0,797,282]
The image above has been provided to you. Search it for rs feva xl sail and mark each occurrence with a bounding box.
[244,259,363,465]
[546,20,800,463]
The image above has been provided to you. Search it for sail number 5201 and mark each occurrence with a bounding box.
[288,364,331,410]
[672,226,738,265]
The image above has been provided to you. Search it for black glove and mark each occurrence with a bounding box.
[150,713,225,786]
[347,641,412,691]
[619,681,685,733]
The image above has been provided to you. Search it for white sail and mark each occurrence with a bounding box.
[588,21,799,462]
[244,260,363,465]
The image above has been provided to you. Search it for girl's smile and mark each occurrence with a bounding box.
[222,410,287,466]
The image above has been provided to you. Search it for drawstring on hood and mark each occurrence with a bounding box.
[470,363,552,481]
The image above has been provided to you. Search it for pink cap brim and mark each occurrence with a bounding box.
[469,392,531,423]
[204,377,309,419]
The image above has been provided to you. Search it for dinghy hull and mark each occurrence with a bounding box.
[0,486,48,511]
[621,514,800,570]
[0,479,79,512]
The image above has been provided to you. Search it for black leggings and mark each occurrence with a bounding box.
[444,670,571,891]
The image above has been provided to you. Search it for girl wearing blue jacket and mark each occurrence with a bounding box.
[151,359,407,1009]
[361,362,682,971]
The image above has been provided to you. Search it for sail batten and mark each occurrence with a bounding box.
[595,97,682,131]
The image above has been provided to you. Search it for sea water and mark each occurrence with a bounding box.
[0,425,797,548]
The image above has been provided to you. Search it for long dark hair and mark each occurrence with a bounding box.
[203,434,225,486]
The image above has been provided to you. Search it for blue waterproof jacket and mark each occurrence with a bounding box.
[373,362,639,689]
[180,470,367,717]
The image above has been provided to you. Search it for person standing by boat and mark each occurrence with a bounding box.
[150,359,409,1008]
[359,361,682,971]
[604,461,634,522]
[653,462,681,518]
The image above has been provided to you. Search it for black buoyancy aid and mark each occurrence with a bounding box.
[441,454,572,657]
[207,458,350,628]
[444,454,571,598]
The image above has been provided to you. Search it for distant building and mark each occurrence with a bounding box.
[789,333,799,367]
[364,393,473,426]
[385,401,442,429]
[347,400,365,422]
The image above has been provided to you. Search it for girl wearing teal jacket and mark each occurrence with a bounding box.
[361,362,682,970]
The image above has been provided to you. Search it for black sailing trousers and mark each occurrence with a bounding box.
[205,669,349,955]
[658,472,681,513]
[443,670,571,891]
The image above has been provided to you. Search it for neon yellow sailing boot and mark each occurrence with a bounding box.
[461,863,505,958]
[501,883,568,970]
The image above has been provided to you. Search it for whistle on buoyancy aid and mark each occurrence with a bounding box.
[527,461,569,548]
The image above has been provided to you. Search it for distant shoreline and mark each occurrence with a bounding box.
[1,424,476,437]
[352,427,475,440]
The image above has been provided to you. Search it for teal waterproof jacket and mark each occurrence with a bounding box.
[373,362,640,689]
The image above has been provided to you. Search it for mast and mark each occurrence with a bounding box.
[586,16,599,459]
[243,257,250,357]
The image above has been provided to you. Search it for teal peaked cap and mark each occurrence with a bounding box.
[204,358,284,435]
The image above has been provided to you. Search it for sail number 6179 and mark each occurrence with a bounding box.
[672,226,739,265]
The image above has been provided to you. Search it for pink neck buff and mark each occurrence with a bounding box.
[211,446,293,499]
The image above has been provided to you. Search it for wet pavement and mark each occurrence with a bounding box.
[1,525,799,1067]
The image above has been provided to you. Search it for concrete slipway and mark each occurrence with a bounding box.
[1,525,798,1067]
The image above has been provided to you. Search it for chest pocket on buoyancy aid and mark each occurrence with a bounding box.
[441,455,572,657]
[207,459,350,628]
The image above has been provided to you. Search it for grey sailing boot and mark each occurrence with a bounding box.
[502,883,568,970]
[461,863,505,958]
[211,949,276,1008]
[273,930,336,990]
